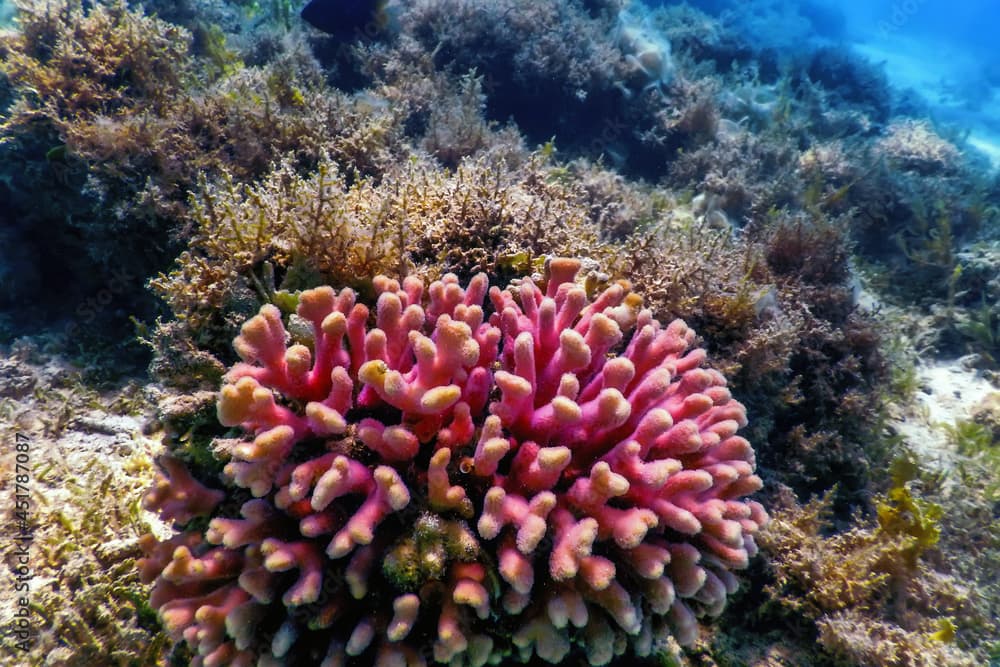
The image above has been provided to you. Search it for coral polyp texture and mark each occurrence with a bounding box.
[139,258,767,666]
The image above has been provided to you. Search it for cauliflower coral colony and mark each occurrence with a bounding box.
[139,258,768,666]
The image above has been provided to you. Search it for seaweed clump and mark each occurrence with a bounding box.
[0,0,192,326]
[0,0,409,342]
[147,150,616,385]
[0,349,168,666]
[757,483,981,667]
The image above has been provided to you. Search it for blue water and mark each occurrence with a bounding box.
[0,0,14,27]
[669,0,1000,167]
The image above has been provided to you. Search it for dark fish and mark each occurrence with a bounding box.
[301,0,388,38]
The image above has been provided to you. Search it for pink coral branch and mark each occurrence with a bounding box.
[144,455,224,524]
[141,261,768,666]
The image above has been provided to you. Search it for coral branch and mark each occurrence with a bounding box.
[141,262,766,665]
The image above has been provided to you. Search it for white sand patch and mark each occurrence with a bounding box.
[892,360,995,472]
[852,37,953,102]
[967,134,1000,169]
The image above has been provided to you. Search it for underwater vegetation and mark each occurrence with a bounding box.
[0,0,194,341]
[0,344,170,666]
[757,484,981,667]
[1,0,1000,665]
[0,0,410,344]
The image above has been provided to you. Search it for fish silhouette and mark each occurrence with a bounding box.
[301,0,388,38]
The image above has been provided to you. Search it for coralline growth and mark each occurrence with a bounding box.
[139,258,767,665]
[615,8,675,97]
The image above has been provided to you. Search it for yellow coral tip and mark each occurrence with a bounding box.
[421,385,461,412]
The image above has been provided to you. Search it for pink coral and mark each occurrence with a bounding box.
[139,258,767,665]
